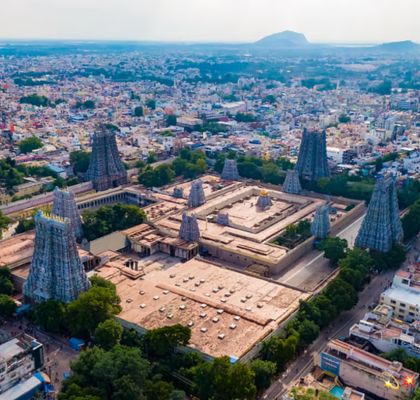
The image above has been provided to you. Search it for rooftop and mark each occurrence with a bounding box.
[96,255,309,359]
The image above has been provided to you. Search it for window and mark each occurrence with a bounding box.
[402,279,409,285]
[400,303,406,308]
[390,300,396,305]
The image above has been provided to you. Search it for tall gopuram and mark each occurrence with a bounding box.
[52,187,83,240]
[295,129,330,181]
[311,205,330,240]
[179,212,200,242]
[85,125,128,191]
[355,176,403,252]
[282,169,302,194]
[187,179,206,208]
[221,159,240,180]
[24,211,90,303]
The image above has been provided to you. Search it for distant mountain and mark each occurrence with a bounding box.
[375,40,420,52]
[255,30,310,48]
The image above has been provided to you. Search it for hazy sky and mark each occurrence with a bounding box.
[1,0,419,43]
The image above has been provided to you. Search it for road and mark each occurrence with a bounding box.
[262,268,395,400]
[263,236,419,400]
[275,215,365,290]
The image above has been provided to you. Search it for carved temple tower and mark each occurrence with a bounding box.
[24,212,90,303]
[85,125,128,191]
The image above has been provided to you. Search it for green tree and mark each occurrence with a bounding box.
[33,300,67,333]
[296,319,320,346]
[19,94,51,107]
[145,324,191,357]
[250,359,276,391]
[193,356,256,400]
[402,198,420,240]
[0,294,16,317]
[134,106,144,117]
[66,286,121,338]
[338,114,351,123]
[18,136,43,153]
[94,319,123,350]
[0,267,13,295]
[147,152,157,164]
[70,151,91,174]
[166,114,177,126]
[318,237,348,266]
[15,216,35,234]
[0,211,10,239]
[324,278,358,312]
[146,99,156,110]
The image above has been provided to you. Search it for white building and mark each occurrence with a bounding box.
[349,305,420,358]
[380,263,420,323]
[0,335,44,395]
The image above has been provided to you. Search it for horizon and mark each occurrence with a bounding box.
[1,0,419,43]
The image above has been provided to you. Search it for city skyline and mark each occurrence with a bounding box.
[1,0,420,43]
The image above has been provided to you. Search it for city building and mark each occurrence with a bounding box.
[349,304,420,358]
[355,176,403,252]
[85,126,128,191]
[23,211,90,303]
[295,129,330,181]
[316,339,418,400]
[0,334,44,397]
[380,263,420,322]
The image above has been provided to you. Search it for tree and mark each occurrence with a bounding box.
[18,136,43,154]
[193,356,256,400]
[0,295,16,317]
[15,217,35,234]
[318,237,348,266]
[70,151,91,174]
[146,99,156,110]
[0,267,13,295]
[33,300,67,333]
[338,114,351,123]
[324,278,358,312]
[145,324,191,357]
[146,152,157,164]
[66,286,121,338]
[75,100,95,110]
[0,211,10,239]
[19,94,51,107]
[166,114,177,127]
[90,276,117,293]
[250,359,276,391]
[94,319,123,350]
[296,319,320,346]
[402,198,420,240]
[134,106,144,117]
[82,204,146,241]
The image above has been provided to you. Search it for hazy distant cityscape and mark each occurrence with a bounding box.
[0,2,419,399]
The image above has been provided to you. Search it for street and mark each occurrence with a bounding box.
[262,269,395,400]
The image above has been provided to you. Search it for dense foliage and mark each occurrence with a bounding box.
[261,248,375,370]
[82,204,146,241]
[139,148,207,187]
[18,136,43,153]
[0,211,11,239]
[0,268,16,317]
[70,151,91,174]
[19,94,52,107]
[402,198,420,240]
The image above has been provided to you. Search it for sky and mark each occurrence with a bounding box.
[1,0,419,43]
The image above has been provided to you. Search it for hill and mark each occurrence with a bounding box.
[255,30,310,48]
